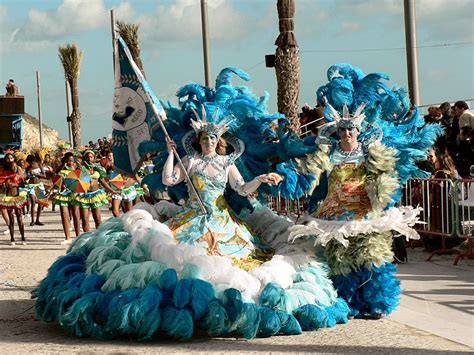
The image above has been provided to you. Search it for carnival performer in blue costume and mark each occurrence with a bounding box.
[289,64,442,318]
[33,67,351,341]
[162,113,282,258]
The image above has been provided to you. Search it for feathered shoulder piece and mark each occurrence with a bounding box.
[366,142,398,175]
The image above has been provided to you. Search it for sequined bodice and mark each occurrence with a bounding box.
[314,162,372,221]
[187,155,228,213]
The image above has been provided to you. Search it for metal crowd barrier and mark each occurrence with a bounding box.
[402,178,455,238]
[299,117,325,138]
[267,177,474,265]
[456,178,474,264]
[401,178,474,264]
[266,193,307,220]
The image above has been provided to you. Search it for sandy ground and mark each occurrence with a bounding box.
[0,209,472,354]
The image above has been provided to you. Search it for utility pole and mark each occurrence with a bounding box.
[404,0,420,105]
[36,70,43,148]
[200,0,211,87]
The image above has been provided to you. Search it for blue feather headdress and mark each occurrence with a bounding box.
[316,63,443,183]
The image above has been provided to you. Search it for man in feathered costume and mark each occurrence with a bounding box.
[289,63,443,318]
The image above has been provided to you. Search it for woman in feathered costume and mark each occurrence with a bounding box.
[289,63,443,318]
[33,67,350,341]
[162,109,283,258]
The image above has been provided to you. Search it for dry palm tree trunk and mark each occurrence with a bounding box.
[58,43,83,148]
[116,21,145,76]
[275,0,301,134]
[69,78,81,148]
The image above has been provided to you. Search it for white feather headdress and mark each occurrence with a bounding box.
[189,107,235,138]
[323,97,367,130]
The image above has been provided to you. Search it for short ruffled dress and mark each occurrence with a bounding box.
[74,165,109,209]
[52,170,76,207]
[0,173,28,210]
[74,189,109,209]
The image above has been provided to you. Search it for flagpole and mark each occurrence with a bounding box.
[110,9,117,73]
[144,90,209,216]
[115,37,208,215]
[36,70,44,148]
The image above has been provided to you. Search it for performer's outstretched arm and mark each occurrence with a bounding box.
[228,164,281,196]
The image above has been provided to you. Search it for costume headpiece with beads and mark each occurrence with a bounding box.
[190,107,235,138]
[323,97,367,130]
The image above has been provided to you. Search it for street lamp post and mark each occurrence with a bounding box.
[404,0,420,105]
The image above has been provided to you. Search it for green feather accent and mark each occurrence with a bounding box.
[295,144,331,193]
[325,232,393,276]
[366,173,399,213]
[366,143,398,174]
[365,143,399,213]
[97,259,126,278]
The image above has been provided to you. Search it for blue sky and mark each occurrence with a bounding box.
[1,0,473,142]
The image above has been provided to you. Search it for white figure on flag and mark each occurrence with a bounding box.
[112,37,165,174]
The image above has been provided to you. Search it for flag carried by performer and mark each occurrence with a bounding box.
[111,37,166,175]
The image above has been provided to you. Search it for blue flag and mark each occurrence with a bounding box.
[111,37,166,175]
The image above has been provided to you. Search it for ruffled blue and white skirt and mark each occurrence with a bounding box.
[33,203,350,340]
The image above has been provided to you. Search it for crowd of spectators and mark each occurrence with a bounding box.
[424,100,474,178]
[85,137,112,159]
[298,100,474,179]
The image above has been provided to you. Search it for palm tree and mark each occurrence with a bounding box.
[116,21,145,76]
[58,43,83,148]
[275,0,301,134]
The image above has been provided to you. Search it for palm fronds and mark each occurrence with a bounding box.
[117,21,139,48]
[58,43,83,148]
[58,43,84,81]
[116,20,145,75]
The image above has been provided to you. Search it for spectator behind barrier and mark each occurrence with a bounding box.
[454,127,474,178]
[453,101,474,130]
[428,147,460,180]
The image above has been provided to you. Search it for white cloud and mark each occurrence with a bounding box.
[417,0,472,16]
[13,0,107,42]
[337,21,362,35]
[9,0,133,50]
[134,0,268,45]
[416,0,474,41]
[0,4,7,18]
[334,0,402,16]
[8,0,274,52]
[295,1,330,38]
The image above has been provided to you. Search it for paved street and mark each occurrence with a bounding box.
[0,208,472,353]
